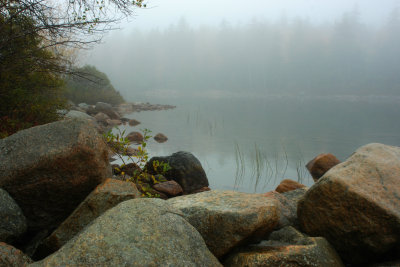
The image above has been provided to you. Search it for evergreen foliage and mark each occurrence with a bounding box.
[64,65,125,105]
[0,12,66,138]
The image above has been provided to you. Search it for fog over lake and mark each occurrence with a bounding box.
[85,1,400,192]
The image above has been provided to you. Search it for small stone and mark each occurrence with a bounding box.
[128,119,141,126]
[275,179,306,193]
[153,180,183,196]
[306,153,340,182]
[126,131,144,144]
[154,133,168,143]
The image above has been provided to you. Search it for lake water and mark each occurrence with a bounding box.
[119,95,400,193]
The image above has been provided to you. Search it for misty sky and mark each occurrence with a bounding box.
[123,0,399,29]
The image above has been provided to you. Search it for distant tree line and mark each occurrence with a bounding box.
[95,9,400,97]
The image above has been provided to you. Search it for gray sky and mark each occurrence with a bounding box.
[120,0,399,30]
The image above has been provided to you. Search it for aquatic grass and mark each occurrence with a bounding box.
[233,141,310,192]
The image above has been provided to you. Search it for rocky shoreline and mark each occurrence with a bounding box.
[0,104,399,266]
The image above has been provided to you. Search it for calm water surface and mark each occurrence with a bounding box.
[119,96,400,193]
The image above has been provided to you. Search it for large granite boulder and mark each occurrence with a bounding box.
[146,151,209,194]
[298,143,400,264]
[0,189,27,243]
[306,153,340,182]
[0,242,33,267]
[37,179,141,257]
[224,226,344,267]
[30,199,221,267]
[168,190,279,258]
[0,119,111,233]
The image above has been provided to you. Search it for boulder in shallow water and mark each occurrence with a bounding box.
[306,153,340,182]
[154,133,168,143]
[30,199,221,267]
[126,131,144,144]
[146,151,209,194]
[168,190,279,258]
[298,143,400,264]
[275,179,306,193]
[0,119,111,233]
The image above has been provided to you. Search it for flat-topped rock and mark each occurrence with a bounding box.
[168,190,279,258]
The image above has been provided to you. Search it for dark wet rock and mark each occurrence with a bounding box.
[30,199,221,267]
[275,179,306,193]
[306,153,340,182]
[0,189,27,243]
[153,180,183,197]
[298,143,400,264]
[168,190,279,258]
[146,151,209,194]
[0,242,33,267]
[224,226,344,267]
[37,179,141,258]
[154,133,168,143]
[0,119,111,234]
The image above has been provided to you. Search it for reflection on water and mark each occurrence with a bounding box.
[120,96,400,193]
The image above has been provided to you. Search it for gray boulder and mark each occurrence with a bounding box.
[0,242,33,267]
[168,190,279,258]
[0,119,111,233]
[30,199,221,267]
[298,143,400,264]
[146,151,209,194]
[0,189,27,243]
[64,110,94,121]
[37,179,141,257]
[262,188,307,230]
[95,102,120,120]
[77,103,90,111]
[224,226,344,267]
